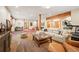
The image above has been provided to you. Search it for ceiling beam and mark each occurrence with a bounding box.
[5,6,16,19]
[5,6,11,15]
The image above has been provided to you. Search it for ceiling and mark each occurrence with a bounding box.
[7,6,79,20]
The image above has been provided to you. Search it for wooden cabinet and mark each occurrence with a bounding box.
[0,31,11,52]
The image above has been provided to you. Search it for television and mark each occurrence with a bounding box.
[75,27,79,33]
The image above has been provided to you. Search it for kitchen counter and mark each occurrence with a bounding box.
[0,31,11,52]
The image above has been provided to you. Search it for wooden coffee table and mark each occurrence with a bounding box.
[33,33,52,47]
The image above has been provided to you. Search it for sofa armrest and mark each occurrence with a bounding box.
[63,42,79,52]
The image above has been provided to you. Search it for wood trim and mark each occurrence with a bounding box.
[46,12,71,28]
[46,12,71,20]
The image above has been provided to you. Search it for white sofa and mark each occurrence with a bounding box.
[46,29,71,43]
[51,33,69,43]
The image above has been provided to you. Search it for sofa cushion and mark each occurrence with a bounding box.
[51,33,69,43]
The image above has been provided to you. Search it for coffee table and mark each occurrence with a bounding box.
[33,32,52,47]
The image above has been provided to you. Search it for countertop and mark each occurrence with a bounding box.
[0,31,10,39]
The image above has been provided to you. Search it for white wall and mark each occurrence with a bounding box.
[0,6,10,25]
[71,8,79,25]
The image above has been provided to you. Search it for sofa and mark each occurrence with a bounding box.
[46,29,71,43]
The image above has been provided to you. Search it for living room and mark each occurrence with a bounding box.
[0,6,79,52]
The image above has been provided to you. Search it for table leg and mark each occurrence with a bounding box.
[38,43,40,47]
[50,37,52,43]
[33,36,40,47]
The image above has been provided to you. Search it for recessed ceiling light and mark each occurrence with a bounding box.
[45,6,51,9]
[15,6,19,8]
[42,6,51,9]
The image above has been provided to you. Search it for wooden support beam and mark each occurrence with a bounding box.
[38,14,41,30]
